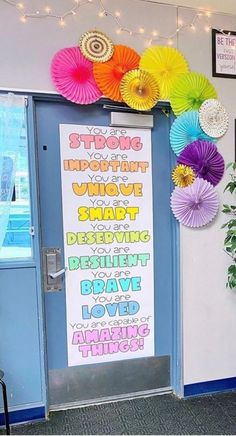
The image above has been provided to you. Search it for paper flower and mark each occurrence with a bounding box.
[51,46,102,104]
[170,110,216,156]
[171,177,219,228]
[79,30,114,63]
[199,99,229,138]
[93,45,140,102]
[120,69,160,111]
[140,46,189,99]
[172,164,196,187]
[170,72,217,116]
[177,139,225,186]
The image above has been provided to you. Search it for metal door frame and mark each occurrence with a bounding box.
[28,94,182,413]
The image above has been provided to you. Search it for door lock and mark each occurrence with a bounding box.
[42,248,66,292]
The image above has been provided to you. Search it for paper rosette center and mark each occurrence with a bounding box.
[112,65,129,80]
[93,41,101,51]
[209,110,221,124]
[160,66,173,77]
[190,199,202,210]
[71,66,91,84]
[189,92,202,109]
[136,86,145,96]
[180,172,192,183]
[133,80,148,98]
[198,160,210,176]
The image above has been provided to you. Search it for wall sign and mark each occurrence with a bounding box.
[212,28,236,78]
[60,124,155,366]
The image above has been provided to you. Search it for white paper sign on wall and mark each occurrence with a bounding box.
[212,29,236,78]
[59,124,155,366]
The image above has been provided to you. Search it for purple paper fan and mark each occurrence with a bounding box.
[177,139,224,186]
[171,177,219,228]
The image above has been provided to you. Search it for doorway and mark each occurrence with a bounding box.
[34,96,179,410]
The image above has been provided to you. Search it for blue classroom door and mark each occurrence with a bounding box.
[35,97,177,409]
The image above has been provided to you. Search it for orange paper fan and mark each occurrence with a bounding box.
[93,45,140,102]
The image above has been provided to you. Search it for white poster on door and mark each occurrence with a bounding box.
[59,124,154,366]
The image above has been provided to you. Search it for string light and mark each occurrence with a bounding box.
[1,0,228,46]
[204,25,211,32]
[20,14,27,23]
[145,39,151,47]
[59,17,66,27]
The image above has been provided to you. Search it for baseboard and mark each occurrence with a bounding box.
[184,377,236,397]
[0,406,45,427]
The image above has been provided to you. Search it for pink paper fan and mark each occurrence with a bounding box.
[51,46,102,104]
[171,177,219,228]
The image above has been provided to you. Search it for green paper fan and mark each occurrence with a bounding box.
[170,72,217,116]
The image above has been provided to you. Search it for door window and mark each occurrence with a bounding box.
[0,95,32,260]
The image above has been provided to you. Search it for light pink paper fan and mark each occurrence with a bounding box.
[170,177,219,228]
[51,46,102,104]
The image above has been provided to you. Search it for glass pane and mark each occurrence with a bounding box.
[0,122,32,260]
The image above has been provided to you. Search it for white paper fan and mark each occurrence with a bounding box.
[199,99,229,138]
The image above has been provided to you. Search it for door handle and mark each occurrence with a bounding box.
[49,268,67,279]
[43,248,65,292]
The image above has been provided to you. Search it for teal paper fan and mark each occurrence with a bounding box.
[170,110,216,156]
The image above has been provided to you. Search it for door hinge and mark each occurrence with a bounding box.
[29,226,35,236]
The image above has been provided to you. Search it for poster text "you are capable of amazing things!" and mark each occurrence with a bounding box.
[60,124,154,366]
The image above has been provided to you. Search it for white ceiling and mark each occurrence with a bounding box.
[147,0,236,15]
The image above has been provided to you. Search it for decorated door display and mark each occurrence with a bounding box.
[60,124,154,366]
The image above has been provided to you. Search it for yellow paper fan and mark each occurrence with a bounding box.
[140,46,189,100]
[172,164,195,188]
[120,69,160,111]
